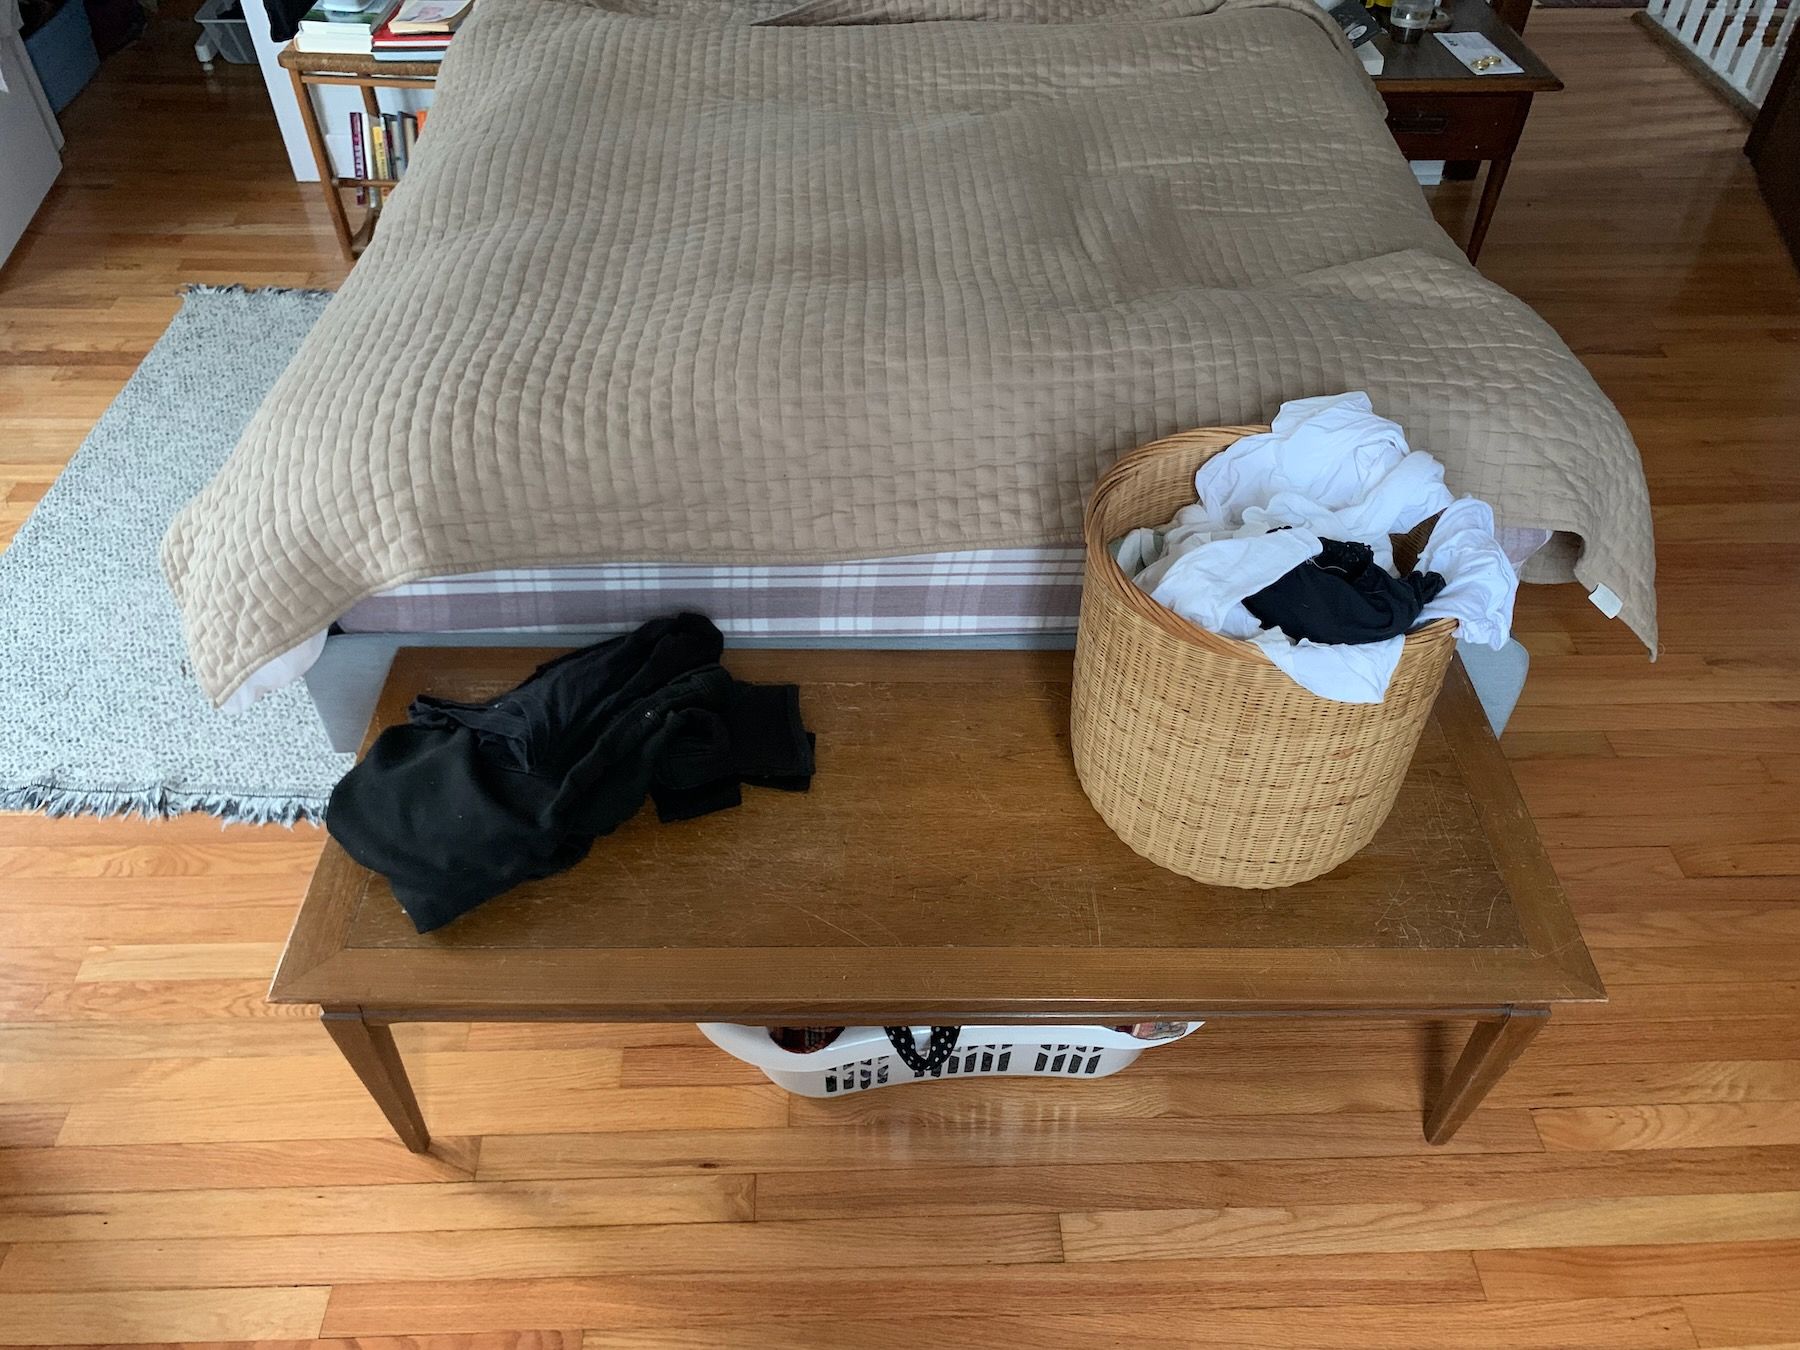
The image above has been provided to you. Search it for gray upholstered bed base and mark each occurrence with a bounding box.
[304,632,1529,755]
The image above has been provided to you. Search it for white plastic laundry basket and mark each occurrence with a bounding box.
[698,1022,1203,1097]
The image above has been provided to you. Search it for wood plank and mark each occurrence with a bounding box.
[1552,984,1800,1021]
[1535,1102,1800,1152]
[0,1174,751,1242]
[474,1110,1544,1180]
[574,1299,1700,1349]
[320,1253,1485,1335]
[51,1052,793,1146]
[1681,1292,1800,1348]
[24,978,322,1022]
[1490,1059,1800,1107]
[1593,946,1800,986]
[467,1024,714,1052]
[0,1107,68,1148]
[73,942,286,983]
[1476,1239,1800,1300]
[754,1147,1800,1221]
[0,1019,469,1063]
[0,1287,330,1345]
[1578,909,1800,948]
[0,1136,480,1194]
[0,1215,1064,1292]
[1675,842,1800,878]
[50,1338,579,1350]
[1059,1192,1800,1263]
[619,1045,773,1087]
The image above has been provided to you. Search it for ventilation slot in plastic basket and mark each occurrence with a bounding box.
[822,1059,890,1095]
[1035,1044,1105,1075]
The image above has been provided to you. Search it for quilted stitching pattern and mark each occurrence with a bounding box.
[161,0,1657,705]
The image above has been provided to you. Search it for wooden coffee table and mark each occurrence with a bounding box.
[270,647,1603,1152]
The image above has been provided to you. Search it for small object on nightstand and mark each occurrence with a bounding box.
[1389,0,1435,43]
[1437,30,1525,76]
[1316,0,1383,46]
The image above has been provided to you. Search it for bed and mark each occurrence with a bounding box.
[162,0,1657,729]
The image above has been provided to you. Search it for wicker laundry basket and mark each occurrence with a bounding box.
[1071,427,1460,888]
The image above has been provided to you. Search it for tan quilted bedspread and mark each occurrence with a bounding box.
[164,0,1656,705]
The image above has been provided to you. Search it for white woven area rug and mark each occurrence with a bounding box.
[0,287,352,823]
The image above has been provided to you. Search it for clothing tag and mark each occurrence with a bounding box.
[1435,32,1524,76]
[1588,583,1623,619]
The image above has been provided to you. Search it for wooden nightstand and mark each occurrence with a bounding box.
[280,45,442,262]
[1370,0,1562,262]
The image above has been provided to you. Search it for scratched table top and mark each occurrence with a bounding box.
[270,648,1602,1022]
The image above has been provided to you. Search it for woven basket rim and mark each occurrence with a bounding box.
[1084,426,1459,665]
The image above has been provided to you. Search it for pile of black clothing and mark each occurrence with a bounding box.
[326,614,814,933]
[1244,537,1446,646]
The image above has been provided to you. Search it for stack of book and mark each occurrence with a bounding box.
[349,107,428,199]
[370,0,474,62]
[295,0,395,55]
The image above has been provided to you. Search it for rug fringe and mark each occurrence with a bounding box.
[181,282,338,302]
[0,782,326,827]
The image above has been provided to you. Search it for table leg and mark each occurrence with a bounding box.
[322,1009,430,1152]
[1425,1005,1548,1145]
[288,70,354,261]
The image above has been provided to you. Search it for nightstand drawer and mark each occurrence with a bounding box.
[1383,93,1529,161]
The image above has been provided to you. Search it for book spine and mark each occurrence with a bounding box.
[401,112,418,168]
[384,112,403,178]
[350,111,367,207]
[370,112,390,184]
[415,107,427,135]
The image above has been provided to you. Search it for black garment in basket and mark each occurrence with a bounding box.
[325,613,814,933]
[1244,538,1446,645]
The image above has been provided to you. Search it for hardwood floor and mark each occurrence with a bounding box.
[2,7,1799,1347]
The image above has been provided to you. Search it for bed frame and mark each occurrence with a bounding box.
[303,632,1530,754]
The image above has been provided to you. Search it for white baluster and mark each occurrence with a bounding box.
[1662,0,1702,40]
[1677,0,1715,45]
[1693,0,1737,60]
[1746,1,1799,103]
[1728,0,1778,90]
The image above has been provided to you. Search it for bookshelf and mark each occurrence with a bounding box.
[279,44,441,260]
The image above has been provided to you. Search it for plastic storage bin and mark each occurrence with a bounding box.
[195,0,255,64]
[23,0,99,112]
[698,1022,1203,1097]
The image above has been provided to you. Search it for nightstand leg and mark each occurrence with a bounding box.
[323,1009,431,1152]
[1466,154,1513,264]
[1425,1005,1548,1145]
[290,69,355,261]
